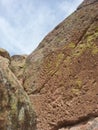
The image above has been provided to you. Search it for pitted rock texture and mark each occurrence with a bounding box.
[23,0,98,130]
[10,55,27,85]
[0,55,36,130]
[0,0,98,130]
[24,0,98,94]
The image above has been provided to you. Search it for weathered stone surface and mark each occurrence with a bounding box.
[78,0,98,9]
[59,117,98,130]
[24,0,98,94]
[0,48,10,60]
[10,55,27,85]
[23,0,98,130]
[0,56,36,130]
[0,0,98,130]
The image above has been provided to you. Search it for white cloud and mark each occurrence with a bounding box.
[58,0,83,16]
[0,0,13,7]
[0,17,28,53]
[0,0,83,55]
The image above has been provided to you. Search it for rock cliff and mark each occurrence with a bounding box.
[23,0,98,130]
[0,0,98,130]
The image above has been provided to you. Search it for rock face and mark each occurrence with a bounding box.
[0,48,10,60]
[10,55,27,85]
[23,0,98,130]
[59,117,98,130]
[0,52,36,129]
[0,0,98,130]
[78,0,98,9]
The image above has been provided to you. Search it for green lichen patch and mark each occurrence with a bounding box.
[18,107,25,123]
[42,51,65,77]
[10,95,18,116]
[73,44,86,57]
[71,88,80,96]
[56,53,64,67]
[87,35,94,44]
[68,42,76,48]
[71,79,83,96]
[91,45,98,55]
[75,80,82,89]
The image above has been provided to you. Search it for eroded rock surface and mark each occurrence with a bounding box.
[59,117,98,130]
[0,54,36,130]
[24,0,98,94]
[0,0,98,130]
[23,0,98,130]
[0,48,10,60]
[10,55,27,85]
[78,0,98,9]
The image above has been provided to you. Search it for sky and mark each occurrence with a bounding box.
[0,0,83,55]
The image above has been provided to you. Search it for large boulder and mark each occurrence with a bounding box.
[0,56,36,130]
[23,0,98,130]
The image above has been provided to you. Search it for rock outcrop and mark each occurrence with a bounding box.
[0,51,36,129]
[10,55,27,85]
[0,48,10,60]
[0,0,98,130]
[59,117,98,130]
[23,0,98,130]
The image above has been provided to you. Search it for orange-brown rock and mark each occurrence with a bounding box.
[23,0,98,130]
[0,0,98,130]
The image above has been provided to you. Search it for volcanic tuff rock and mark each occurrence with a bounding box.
[23,0,98,130]
[0,0,98,130]
[0,52,36,129]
